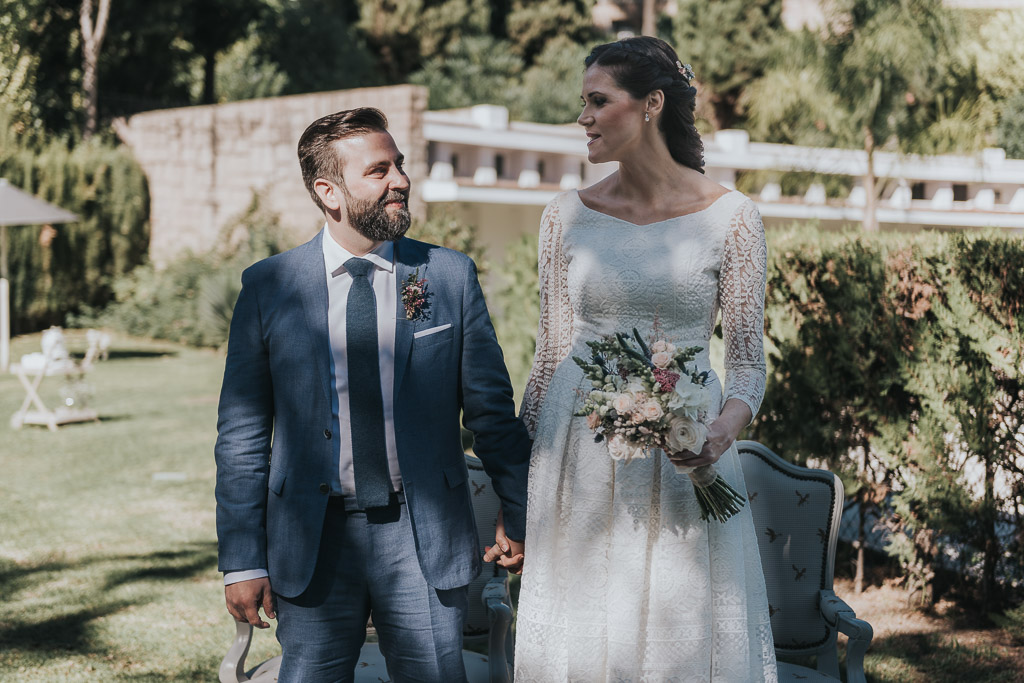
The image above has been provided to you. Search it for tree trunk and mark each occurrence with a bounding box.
[854,443,868,593]
[641,0,656,36]
[863,127,879,232]
[79,0,111,140]
[202,51,217,105]
[982,456,998,611]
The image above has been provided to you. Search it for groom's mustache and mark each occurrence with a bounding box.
[380,190,408,208]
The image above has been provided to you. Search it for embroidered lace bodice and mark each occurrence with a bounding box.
[521,189,767,437]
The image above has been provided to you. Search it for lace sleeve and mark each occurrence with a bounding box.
[719,198,767,422]
[520,197,574,438]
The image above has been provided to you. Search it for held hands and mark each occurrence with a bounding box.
[483,509,525,575]
[225,577,276,629]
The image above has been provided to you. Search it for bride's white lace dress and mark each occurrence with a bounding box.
[515,189,778,682]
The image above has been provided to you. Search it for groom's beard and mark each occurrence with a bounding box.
[345,189,411,242]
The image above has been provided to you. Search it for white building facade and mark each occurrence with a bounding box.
[422,104,1024,255]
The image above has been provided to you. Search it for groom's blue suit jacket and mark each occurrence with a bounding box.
[215,233,531,598]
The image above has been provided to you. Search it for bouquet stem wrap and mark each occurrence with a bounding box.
[679,463,746,523]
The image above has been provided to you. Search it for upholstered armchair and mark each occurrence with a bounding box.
[737,441,874,683]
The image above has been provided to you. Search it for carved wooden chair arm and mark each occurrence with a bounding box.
[219,620,253,683]
[819,589,874,683]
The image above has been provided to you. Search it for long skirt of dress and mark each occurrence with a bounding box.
[514,363,779,683]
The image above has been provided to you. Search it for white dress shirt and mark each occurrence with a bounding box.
[225,227,403,586]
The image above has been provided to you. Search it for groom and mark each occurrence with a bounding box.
[215,107,530,682]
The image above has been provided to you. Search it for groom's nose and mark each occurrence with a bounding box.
[387,165,409,192]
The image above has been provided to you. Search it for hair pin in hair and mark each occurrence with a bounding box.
[676,61,695,83]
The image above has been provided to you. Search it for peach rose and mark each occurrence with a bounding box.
[641,400,664,421]
[612,393,636,414]
[651,351,673,369]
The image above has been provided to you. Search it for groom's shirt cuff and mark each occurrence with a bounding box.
[224,569,269,586]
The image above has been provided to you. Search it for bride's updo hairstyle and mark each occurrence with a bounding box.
[584,36,705,174]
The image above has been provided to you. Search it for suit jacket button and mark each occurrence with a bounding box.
[319,483,329,494]
[324,428,332,439]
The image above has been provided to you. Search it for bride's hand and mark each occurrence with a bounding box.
[666,398,752,469]
[667,419,732,468]
[483,508,525,574]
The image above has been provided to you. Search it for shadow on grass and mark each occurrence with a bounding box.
[865,631,1018,682]
[0,599,142,654]
[0,543,218,655]
[104,349,180,360]
[102,545,218,590]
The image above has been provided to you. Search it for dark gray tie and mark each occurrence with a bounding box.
[345,257,392,508]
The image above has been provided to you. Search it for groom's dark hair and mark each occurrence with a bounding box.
[298,107,390,212]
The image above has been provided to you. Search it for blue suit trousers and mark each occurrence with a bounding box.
[274,497,469,682]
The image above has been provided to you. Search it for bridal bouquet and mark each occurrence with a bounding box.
[572,328,746,522]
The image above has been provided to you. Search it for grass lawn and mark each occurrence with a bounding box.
[2,331,1022,681]
[0,331,279,681]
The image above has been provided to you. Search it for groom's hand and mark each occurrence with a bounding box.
[225,577,276,629]
[483,509,525,574]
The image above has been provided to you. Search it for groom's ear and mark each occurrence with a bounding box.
[313,178,343,212]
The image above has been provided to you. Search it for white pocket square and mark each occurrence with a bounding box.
[414,323,452,339]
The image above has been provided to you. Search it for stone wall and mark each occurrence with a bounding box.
[116,85,429,266]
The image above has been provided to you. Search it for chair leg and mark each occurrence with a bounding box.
[219,620,254,683]
[482,578,512,683]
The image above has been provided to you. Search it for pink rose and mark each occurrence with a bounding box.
[650,340,675,354]
[586,412,601,430]
[651,351,673,369]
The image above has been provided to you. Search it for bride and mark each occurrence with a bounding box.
[500,36,778,681]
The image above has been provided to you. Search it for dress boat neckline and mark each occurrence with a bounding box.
[571,188,739,228]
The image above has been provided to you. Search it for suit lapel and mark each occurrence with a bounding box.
[297,232,333,403]
[393,238,418,396]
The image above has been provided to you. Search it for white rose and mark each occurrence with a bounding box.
[612,392,636,414]
[651,351,673,369]
[665,416,707,454]
[607,435,640,461]
[641,400,664,421]
[650,340,676,355]
[667,380,712,419]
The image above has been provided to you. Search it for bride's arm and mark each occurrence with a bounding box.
[718,199,768,433]
[519,198,573,439]
[671,199,767,468]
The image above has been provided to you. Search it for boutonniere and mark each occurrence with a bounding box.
[402,268,430,321]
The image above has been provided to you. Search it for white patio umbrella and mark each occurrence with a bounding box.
[0,178,80,371]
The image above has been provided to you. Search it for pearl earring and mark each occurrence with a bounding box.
[644,111,650,122]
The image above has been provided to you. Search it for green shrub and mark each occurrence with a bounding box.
[73,197,291,347]
[754,227,1024,605]
[991,604,1024,643]
[490,233,539,402]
